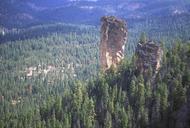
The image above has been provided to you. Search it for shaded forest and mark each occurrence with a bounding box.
[0,40,190,128]
[0,3,190,127]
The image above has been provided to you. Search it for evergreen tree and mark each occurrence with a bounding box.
[121,107,128,128]
[139,32,147,44]
[105,111,112,128]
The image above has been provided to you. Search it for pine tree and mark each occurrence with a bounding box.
[85,98,95,128]
[105,111,112,128]
[121,107,128,128]
[173,80,186,111]
[151,93,161,128]
[63,114,71,128]
[158,83,169,127]
[139,32,147,44]
[129,79,136,106]
[137,75,145,114]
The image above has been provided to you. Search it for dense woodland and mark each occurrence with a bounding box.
[0,39,190,127]
[0,13,190,128]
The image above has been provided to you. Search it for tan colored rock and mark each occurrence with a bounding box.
[100,16,128,71]
[136,41,163,74]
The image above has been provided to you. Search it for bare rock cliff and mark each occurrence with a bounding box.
[100,16,128,71]
[136,41,163,75]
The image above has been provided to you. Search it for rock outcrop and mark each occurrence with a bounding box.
[100,16,128,71]
[135,41,163,75]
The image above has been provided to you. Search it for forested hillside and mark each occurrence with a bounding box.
[1,0,190,128]
[0,0,190,27]
[0,40,189,128]
[0,24,99,82]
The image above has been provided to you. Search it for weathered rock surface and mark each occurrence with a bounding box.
[136,41,163,74]
[100,16,128,71]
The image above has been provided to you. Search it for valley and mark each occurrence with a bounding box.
[0,0,190,128]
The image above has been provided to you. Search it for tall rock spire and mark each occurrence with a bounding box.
[100,16,128,71]
[135,41,163,79]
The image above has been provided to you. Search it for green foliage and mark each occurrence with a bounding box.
[0,21,190,127]
[139,32,147,44]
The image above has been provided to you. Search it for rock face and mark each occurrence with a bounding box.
[100,16,128,71]
[136,41,163,75]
